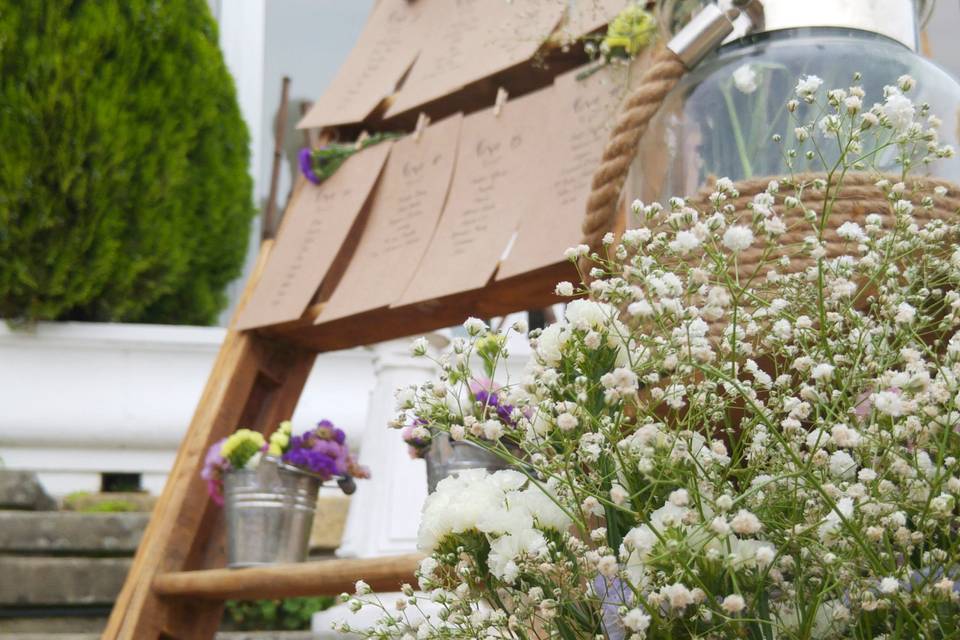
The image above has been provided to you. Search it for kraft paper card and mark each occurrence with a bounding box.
[315,113,464,324]
[564,0,625,37]
[384,0,564,118]
[497,64,634,280]
[395,88,552,306]
[235,142,393,330]
[298,0,426,129]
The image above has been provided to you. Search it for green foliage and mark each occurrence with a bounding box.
[63,490,148,512]
[223,596,335,631]
[0,1,255,325]
[79,498,140,513]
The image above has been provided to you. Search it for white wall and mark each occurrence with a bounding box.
[0,323,375,496]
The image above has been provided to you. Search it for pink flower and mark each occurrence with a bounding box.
[468,377,501,397]
[201,437,230,506]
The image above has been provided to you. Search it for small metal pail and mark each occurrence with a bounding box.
[424,432,512,493]
[223,458,320,568]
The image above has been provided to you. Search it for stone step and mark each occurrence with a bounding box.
[0,614,108,636]
[0,511,148,555]
[0,470,56,511]
[0,556,131,606]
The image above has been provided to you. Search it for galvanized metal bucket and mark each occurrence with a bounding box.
[223,458,320,568]
[424,432,513,493]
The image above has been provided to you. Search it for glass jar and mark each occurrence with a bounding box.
[630,6,960,203]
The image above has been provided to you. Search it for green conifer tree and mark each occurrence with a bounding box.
[0,0,256,325]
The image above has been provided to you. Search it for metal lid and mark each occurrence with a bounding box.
[723,0,922,51]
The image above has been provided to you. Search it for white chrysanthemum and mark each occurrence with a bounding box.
[515,487,572,531]
[536,323,569,366]
[417,470,502,550]
[733,64,758,94]
[476,499,533,536]
[564,299,616,330]
[487,528,547,583]
[722,225,754,252]
[485,469,527,493]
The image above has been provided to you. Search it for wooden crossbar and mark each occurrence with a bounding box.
[153,554,423,601]
[260,261,575,352]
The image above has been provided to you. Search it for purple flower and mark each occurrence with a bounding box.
[281,419,369,485]
[283,445,339,479]
[473,389,519,427]
[592,574,633,640]
[201,437,230,506]
[299,148,321,185]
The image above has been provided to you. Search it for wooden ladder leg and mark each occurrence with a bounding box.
[103,329,316,639]
[102,240,318,640]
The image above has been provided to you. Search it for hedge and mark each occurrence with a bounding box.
[0,1,256,325]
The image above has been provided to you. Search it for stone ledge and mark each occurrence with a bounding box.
[0,470,56,511]
[0,557,131,606]
[0,512,148,554]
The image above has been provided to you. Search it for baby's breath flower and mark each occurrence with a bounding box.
[555,281,574,297]
[722,225,754,252]
[721,594,746,614]
[795,74,823,101]
[733,64,758,94]
[410,337,429,357]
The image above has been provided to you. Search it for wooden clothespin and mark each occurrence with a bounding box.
[413,112,431,142]
[493,87,509,117]
[354,130,371,150]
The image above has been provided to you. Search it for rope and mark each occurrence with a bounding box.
[580,46,686,272]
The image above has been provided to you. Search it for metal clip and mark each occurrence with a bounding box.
[667,3,740,69]
[493,87,509,117]
[413,112,430,142]
[353,130,370,150]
